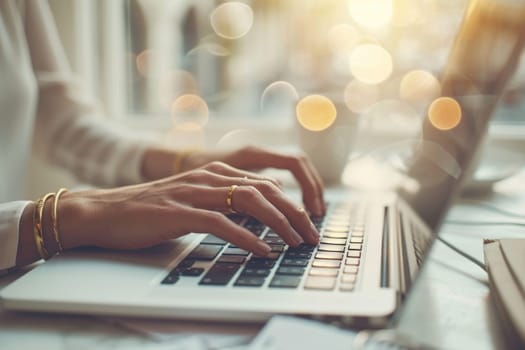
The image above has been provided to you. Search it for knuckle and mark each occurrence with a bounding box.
[204,161,227,172]
[240,185,261,201]
[258,181,281,197]
[206,211,227,225]
[274,213,290,229]
[187,169,211,182]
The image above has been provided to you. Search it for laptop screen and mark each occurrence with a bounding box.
[398,0,525,231]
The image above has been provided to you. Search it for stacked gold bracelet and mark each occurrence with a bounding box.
[33,188,68,260]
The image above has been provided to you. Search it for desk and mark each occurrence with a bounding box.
[2,170,525,350]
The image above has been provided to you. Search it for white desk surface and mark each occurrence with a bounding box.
[2,169,525,350]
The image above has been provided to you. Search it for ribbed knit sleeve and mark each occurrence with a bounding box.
[26,0,147,187]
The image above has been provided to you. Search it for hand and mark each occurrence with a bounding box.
[58,161,321,256]
[182,146,326,216]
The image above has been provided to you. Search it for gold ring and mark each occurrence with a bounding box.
[226,185,238,213]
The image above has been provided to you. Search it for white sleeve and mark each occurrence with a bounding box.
[0,201,30,272]
[25,0,148,187]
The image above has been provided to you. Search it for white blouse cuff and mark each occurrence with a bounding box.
[0,201,31,272]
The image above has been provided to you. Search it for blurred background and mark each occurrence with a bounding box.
[34,0,525,193]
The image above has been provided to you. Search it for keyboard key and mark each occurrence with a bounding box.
[181,267,205,277]
[223,247,250,256]
[312,260,341,268]
[188,245,223,260]
[199,263,241,285]
[324,225,349,233]
[227,214,245,225]
[320,237,347,245]
[318,244,345,252]
[276,266,306,276]
[323,231,349,239]
[173,258,195,271]
[304,276,336,290]
[161,274,179,285]
[280,258,309,267]
[340,283,355,292]
[241,268,271,277]
[315,252,344,260]
[348,243,362,251]
[286,244,316,252]
[200,235,227,245]
[341,274,357,283]
[269,275,302,288]
[270,244,285,253]
[345,258,360,266]
[262,252,282,260]
[327,220,350,226]
[235,276,266,287]
[284,251,312,259]
[264,236,285,245]
[352,230,364,237]
[244,218,266,236]
[309,268,338,277]
[350,236,363,244]
[246,259,276,268]
[217,255,246,264]
[343,266,358,274]
[347,250,361,258]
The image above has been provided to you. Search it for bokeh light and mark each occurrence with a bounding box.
[171,94,209,130]
[135,49,158,77]
[328,24,360,55]
[428,97,462,130]
[260,81,300,114]
[186,43,231,57]
[210,2,254,40]
[344,80,380,113]
[158,70,199,110]
[296,95,337,132]
[216,129,258,150]
[349,44,393,84]
[400,70,441,105]
[348,0,393,29]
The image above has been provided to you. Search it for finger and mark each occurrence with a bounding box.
[232,148,325,216]
[188,175,319,244]
[171,206,272,256]
[302,156,326,213]
[230,185,306,246]
[203,161,281,188]
[172,184,305,247]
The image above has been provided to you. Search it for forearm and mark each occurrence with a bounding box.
[141,147,216,181]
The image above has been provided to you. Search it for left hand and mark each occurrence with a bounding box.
[142,146,325,216]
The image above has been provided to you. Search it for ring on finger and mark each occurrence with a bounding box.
[226,185,239,213]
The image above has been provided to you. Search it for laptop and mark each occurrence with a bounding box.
[2,0,524,327]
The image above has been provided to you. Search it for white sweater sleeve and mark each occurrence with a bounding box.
[25,0,148,187]
[0,201,30,272]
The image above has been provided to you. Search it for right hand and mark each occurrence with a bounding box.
[58,161,321,256]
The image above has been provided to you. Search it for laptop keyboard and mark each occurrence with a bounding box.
[161,202,366,292]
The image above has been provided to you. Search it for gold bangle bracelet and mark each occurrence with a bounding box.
[34,193,55,260]
[52,188,68,253]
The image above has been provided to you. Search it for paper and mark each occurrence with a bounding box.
[248,316,357,350]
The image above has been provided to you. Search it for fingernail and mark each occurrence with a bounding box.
[292,232,304,246]
[313,201,323,216]
[256,240,272,256]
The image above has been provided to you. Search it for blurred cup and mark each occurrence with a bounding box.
[295,96,360,184]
